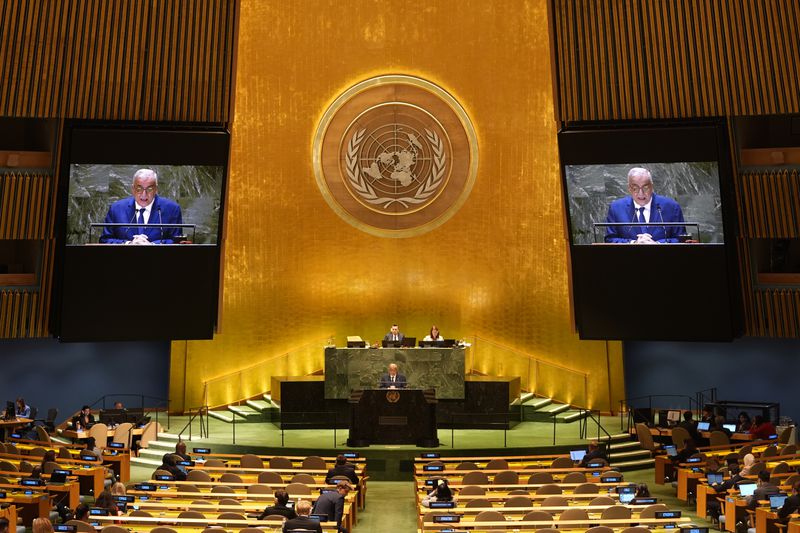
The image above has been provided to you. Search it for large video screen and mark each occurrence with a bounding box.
[66,164,223,245]
[564,161,723,245]
[558,121,741,341]
[52,124,230,342]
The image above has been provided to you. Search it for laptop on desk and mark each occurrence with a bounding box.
[48,469,71,485]
[770,493,788,510]
[697,421,710,431]
[738,483,757,497]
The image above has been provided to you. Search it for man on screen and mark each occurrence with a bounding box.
[99,168,183,244]
[604,167,686,243]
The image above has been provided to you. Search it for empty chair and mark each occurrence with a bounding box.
[302,455,327,469]
[749,462,767,475]
[66,520,95,533]
[540,496,568,507]
[112,422,133,448]
[779,426,793,444]
[240,454,264,468]
[34,426,52,444]
[562,471,586,484]
[601,506,632,519]
[99,526,127,533]
[465,498,493,508]
[508,489,530,495]
[150,528,178,533]
[671,426,690,448]
[638,503,668,518]
[260,515,287,523]
[527,472,555,484]
[504,495,532,508]
[635,422,658,453]
[459,485,485,495]
[785,474,800,487]
[523,510,553,522]
[218,498,242,506]
[269,456,293,469]
[762,446,778,458]
[204,459,226,468]
[2,444,18,456]
[0,460,18,472]
[780,444,797,455]
[535,484,562,495]
[257,471,283,484]
[559,508,590,529]
[220,473,243,484]
[534,529,559,533]
[461,471,489,485]
[550,457,573,468]
[152,469,173,479]
[475,510,505,522]
[42,461,60,475]
[210,485,234,494]
[217,512,245,521]
[589,496,616,506]
[29,447,47,457]
[738,444,753,458]
[88,423,109,448]
[455,461,479,470]
[177,511,206,519]
[573,482,599,494]
[187,470,212,482]
[620,528,651,533]
[0,476,9,484]
[586,527,615,533]
[423,512,450,523]
[139,421,160,449]
[240,529,267,533]
[58,447,73,459]
[181,484,201,492]
[771,462,790,475]
[129,510,152,517]
[247,484,272,494]
[600,470,623,481]
[709,430,730,447]
[18,461,33,473]
[285,482,311,496]
[493,470,519,485]
[485,458,509,470]
[290,473,316,484]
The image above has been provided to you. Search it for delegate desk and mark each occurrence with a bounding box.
[324,346,466,399]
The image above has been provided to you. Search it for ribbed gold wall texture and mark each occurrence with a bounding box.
[0,0,236,120]
[550,0,800,121]
[169,0,625,413]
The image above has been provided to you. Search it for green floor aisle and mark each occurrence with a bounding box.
[354,482,418,532]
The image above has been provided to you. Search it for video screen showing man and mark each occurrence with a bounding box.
[604,167,686,243]
[99,168,183,244]
[379,363,407,389]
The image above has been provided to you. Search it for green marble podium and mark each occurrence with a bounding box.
[324,346,466,399]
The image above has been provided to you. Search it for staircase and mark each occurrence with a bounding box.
[132,431,184,468]
[521,395,591,424]
[207,393,280,424]
[599,432,655,471]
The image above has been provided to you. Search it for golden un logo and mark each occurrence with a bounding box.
[313,75,478,237]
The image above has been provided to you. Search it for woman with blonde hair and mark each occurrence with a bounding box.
[32,518,54,533]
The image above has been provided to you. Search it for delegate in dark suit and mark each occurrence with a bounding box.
[326,462,359,485]
[379,372,407,388]
[604,193,685,243]
[282,516,322,533]
[778,494,800,521]
[100,195,183,244]
[312,489,346,529]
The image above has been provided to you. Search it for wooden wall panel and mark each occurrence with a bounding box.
[0,173,51,239]
[0,0,237,121]
[550,0,800,121]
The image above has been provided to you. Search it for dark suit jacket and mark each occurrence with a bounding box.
[72,413,95,429]
[312,491,345,527]
[714,473,745,493]
[579,449,606,467]
[383,332,404,342]
[99,195,183,244]
[282,515,322,533]
[326,464,358,484]
[778,494,800,521]
[259,504,296,520]
[604,194,686,243]
[748,482,780,509]
[378,373,407,388]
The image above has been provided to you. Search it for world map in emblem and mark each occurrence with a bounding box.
[313,75,478,238]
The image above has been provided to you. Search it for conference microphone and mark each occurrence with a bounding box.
[657,205,665,242]
[158,207,163,243]
[128,209,137,240]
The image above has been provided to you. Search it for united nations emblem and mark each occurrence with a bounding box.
[313,75,478,237]
[386,390,401,403]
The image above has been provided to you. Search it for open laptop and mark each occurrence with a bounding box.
[48,469,71,485]
[723,423,737,433]
[770,493,788,510]
[706,473,723,485]
[570,450,587,462]
[664,444,678,457]
[738,483,757,497]
[697,421,710,431]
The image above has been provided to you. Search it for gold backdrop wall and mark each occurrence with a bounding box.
[170,0,625,412]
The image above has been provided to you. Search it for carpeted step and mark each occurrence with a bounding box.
[227,405,265,422]
[609,448,652,460]
[558,409,590,423]
[608,440,642,451]
[246,399,272,412]
[609,457,655,471]
[594,432,632,442]
[208,410,234,423]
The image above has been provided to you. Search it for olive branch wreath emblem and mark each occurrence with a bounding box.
[345,128,446,209]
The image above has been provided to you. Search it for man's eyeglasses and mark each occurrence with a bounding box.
[629,184,652,194]
[134,186,156,194]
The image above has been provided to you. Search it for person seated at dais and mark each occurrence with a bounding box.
[383,324,404,343]
[423,325,443,342]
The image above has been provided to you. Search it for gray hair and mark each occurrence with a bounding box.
[132,168,158,185]
[627,167,652,183]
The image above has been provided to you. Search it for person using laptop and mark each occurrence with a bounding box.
[258,489,297,520]
[156,453,187,481]
[749,415,777,440]
[778,480,800,522]
[672,438,699,464]
[383,324,404,343]
[325,455,358,485]
[710,415,732,437]
[312,481,351,532]
[678,411,702,442]
[747,470,780,510]
[707,463,745,520]
[423,325,443,342]
[378,363,407,389]
[578,440,606,467]
[283,499,321,533]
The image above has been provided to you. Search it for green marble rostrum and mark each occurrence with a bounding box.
[324,346,466,399]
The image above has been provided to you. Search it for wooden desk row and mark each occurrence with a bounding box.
[2,440,131,482]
